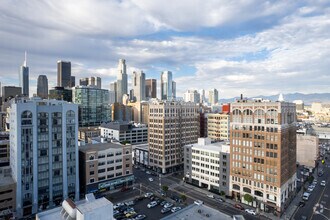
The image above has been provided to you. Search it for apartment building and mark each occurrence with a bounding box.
[9,97,79,218]
[184,138,230,195]
[0,132,9,166]
[79,142,133,195]
[100,121,148,144]
[148,100,199,174]
[229,99,296,213]
[208,113,230,141]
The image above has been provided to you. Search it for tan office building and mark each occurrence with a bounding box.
[148,100,199,174]
[229,99,296,213]
[208,113,230,141]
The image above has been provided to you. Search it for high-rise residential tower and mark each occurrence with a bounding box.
[116,59,128,104]
[9,97,79,218]
[148,100,199,173]
[199,89,206,103]
[209,89,219,105]
[229,99,296,213]
[19,52,29,97]
[57,61,71,87]
[132,71,146,102]
[37,75,48,99]
[161,71,175,101]
[145,79,157,99]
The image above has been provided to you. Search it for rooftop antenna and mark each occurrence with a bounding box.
[23,51,27,67]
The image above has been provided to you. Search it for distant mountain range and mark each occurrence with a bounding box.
[219,93,330,105]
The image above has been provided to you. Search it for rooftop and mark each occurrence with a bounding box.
[79,141,129,153]
[161,204,232,220]
[185,138,230,153]
[100,121,147,130]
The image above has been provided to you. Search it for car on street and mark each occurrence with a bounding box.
[144,192,153,198]
[147,201,158,208]
[320,180,326,186]
[245,209,256,215]
[171,207,182,212]
[302,192,310,201]
[307,186,314,192]
[318,170,324,177]
[134,214,146,220]
[215,197,225,202]
[125,211,137,218]
[234,203,244,210]
[206,194,215,199]
[148,177,154,182]
[161,207,171,214]
[194,200,204,205]
[164,202,173,208]
[160,200,167,206]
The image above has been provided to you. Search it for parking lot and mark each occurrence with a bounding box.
[113,194,183,220]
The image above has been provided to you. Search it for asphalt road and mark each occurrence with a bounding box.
[293,157,330,220]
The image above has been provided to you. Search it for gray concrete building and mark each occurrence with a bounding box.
[37,75,48,99]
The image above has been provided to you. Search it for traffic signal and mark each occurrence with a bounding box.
[322,160,325,164]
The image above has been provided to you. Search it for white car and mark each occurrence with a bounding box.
[194,200,203,205]
[164,202,173,208]
[245,209,256,215]
[171,207,182,212]
[146,171,151,174]
[148,177,154,182]
[144,192,153,198]
[307,186,314,192]
[147,201,158,208]
[206,194,214,199]
[320,180,326,186]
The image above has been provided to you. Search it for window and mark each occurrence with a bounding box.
[90,178,94,183]
[89,171,94,175]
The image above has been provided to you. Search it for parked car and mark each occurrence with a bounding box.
[245,209,256,215]
[146,171,151,174]
[320,180,326,186]
[234,203,244,210]
[125,200,135,206]
[134,214,146,220]
[161,207,171,214]
[134,196,144,202]
[148,177,154,182]
[164,202,173,208]
[302,192,310,201]
[215,197,225,202]
[194,200,203,205]
[113,202,125,209]
[147,201,158,208]
[124,207,135,214]
[144,192,153,198]
[125,211,137,218]
[160,200,167,206]
[299,201,305,207]
[171,207,182,212]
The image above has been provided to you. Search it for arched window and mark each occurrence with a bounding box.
[232,109,241,123]
[243,109,253,123]
[21,111,32,125]
[243,187,251,193]
[233,184,240,191]
[266,109,278,124]
[254,109,265,124]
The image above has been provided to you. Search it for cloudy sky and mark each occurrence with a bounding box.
[0,0,329,98]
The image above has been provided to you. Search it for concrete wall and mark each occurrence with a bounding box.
[297,134,319,167]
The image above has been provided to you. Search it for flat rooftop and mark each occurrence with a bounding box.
[161,204,232,220]
[79,141,127,153]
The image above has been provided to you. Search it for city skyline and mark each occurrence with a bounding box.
[0,1,330,98]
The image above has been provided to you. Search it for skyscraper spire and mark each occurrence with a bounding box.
[23,51,27,67]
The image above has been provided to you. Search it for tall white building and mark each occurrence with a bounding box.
[132,71,146,102]
[183,90,200,103]
[209,89,219,105]
[9,97,79,218]
[199,89,205,103]
[148,100,199,173]
[116,59,128,104]
[161,71,175,101]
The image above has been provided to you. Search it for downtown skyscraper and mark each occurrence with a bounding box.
[161,71,176,101]
[116,59,128,104]
[19,52,29,97]
[37,75,48,99]
[57,61,71,87]
[132,70,146,102]
[145,79,157,99]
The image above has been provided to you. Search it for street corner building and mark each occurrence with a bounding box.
[229,98,297,214]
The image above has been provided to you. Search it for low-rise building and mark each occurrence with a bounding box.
[207,113,230,141]
[100,121,148,144]
[78,127,101,143]
[79,142,134,195]
[161,203,231,220]
[36,193,113,220]
[297,134,319,167]
[184,138,230,195]
[0,166,16,219]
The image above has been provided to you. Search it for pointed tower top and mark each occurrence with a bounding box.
[23,51,27,67]
[278,93,284,102]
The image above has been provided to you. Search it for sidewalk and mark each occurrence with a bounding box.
[179,181,274,219]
